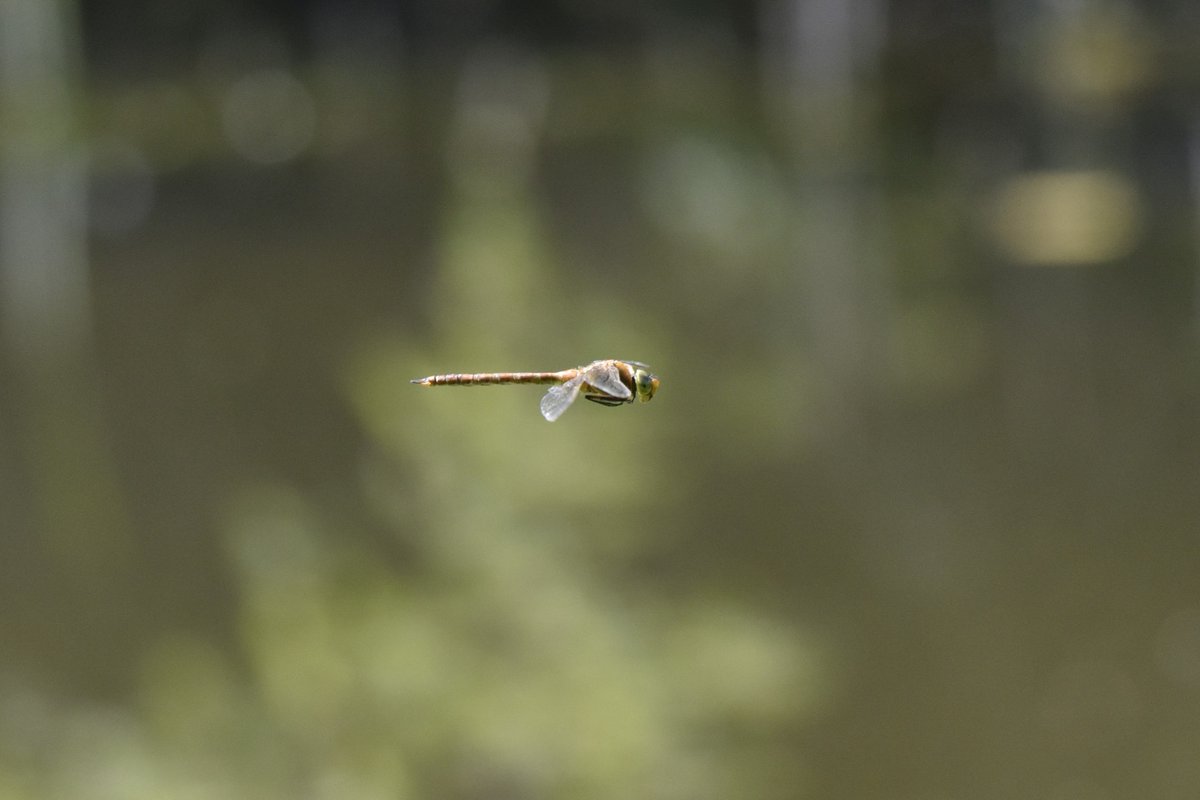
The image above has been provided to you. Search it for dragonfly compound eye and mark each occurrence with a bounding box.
[633,370,659,401]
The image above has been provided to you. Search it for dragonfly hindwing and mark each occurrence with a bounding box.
[540,378,582,422]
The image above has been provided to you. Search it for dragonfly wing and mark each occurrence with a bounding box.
[540,376,583,421]
[584,362,632,401]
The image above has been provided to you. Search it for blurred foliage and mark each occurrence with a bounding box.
[3,1,1200,799]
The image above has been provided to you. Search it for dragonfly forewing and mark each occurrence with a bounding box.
[583,362,632,401]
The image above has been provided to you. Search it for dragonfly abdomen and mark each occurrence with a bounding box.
[412,371,568,386]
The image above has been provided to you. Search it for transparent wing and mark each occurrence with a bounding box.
[540,376,583,421]
[583,362,632,401]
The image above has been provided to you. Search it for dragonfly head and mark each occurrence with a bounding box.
[633,368,660,403]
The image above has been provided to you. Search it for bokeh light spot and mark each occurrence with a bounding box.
[220,68,316,165]
[988,170,1141,265]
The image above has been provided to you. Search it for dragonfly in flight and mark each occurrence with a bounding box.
[411,359,660,421]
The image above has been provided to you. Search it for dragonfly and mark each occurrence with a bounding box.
[411,359,660,422]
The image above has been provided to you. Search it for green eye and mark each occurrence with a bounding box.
[633,369,659,402]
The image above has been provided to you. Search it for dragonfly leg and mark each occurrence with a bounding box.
[583,394,628,407]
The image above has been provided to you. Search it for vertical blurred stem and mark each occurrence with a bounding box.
[0,0,129,577]
[434,46,552,361]
[1192,121,1200,341]
[991,1,1103,447]
[764,0,888,434]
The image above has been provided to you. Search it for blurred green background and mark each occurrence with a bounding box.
[2,1,1200,798]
